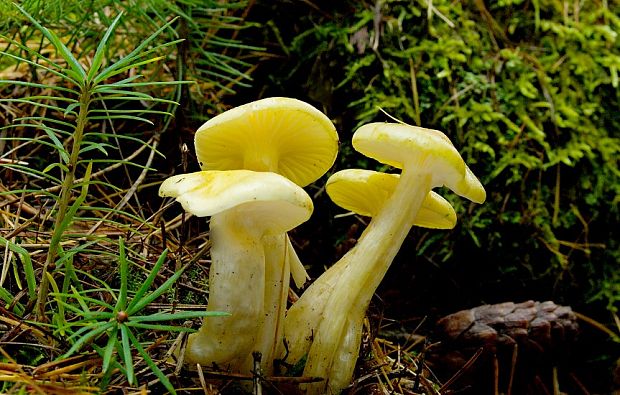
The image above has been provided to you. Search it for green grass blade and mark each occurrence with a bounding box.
[13,116,76,129]
[71,285,93,315]
[119,325,135,385]
[101,326,118,374]
[46,272,66,335]
[64,101,81,116]
[0,40,80,86]
[94,56,165,83]
[125,322,196,332]
[0,287,24,315]
[1,138,68,157]
[55,239,101,272]
[93,17,179,85]
[43,129,70,164]
[82,132,160,145]
[86,115,154,124]
[92,96,180,106]
[0,98,77,115]
[2,122,71,137]
[94,341,127,389]
[63,321,114,358]
[118,238,128,311]
[0,80,78,95]
[42,162,70,175]
[126,266,185,315]
[49,163,92,251]
[75,267,118,297]
[91,75,144,91]
[129,310,229,323]
[0,164,62,184]
[91,88,155,99]
[88,109,172,115]
[126,328,176,395]
[50,297,114,319]
[91,89,153,99]
[126,249,168,313]
[66,323,95,340]
[101,80,194,88]
[10,95,77,103]
[0,237,35,300]
[0,189,58,201]
[14,4,86,81]
[87,12,124,81]
[66,294,115,311]
[79,141,115,155]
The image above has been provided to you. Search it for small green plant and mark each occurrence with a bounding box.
[51,239,227,393]
[0,1,266,393]
[0,4,190,319]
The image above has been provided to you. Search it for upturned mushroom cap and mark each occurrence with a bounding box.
[195,97,339,187]
[326,169,457,229]
[352,123,486,203]
[159,170,313,233]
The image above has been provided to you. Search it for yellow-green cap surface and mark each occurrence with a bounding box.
[352,123,486,203]
[195,97,338,187]
[326,169,457,229]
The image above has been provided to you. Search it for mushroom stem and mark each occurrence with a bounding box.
[285,164,433,393]
[185,210,265,369]
[160,170,314,373]
[242,233,290,373]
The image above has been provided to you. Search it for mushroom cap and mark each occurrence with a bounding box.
[326,169,457,229]
[352,123,486,203]
[159,170,313,233]
[195,97,339,187]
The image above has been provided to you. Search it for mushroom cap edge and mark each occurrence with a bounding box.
[352,122,486,203]
[325,168,457,229]
[159,169,314,233]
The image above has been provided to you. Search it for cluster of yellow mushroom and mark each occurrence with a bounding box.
[159,97,486,393]
[160,98,338,374]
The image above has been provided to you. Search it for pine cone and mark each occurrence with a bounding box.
[428,300,579,394]
[428,300,579,383]
[434,300,578,354]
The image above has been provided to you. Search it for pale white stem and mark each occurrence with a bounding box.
[184,210,265,370]
[283,255,347,364]
[242,233,290,374]
[298,165,432,394]
[328,304,366,389]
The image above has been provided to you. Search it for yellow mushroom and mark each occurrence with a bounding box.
[283,123,485,394]
[193,97,338,374]
[195,97,338,286]
[159,170,313,371]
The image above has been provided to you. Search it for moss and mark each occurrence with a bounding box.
[245,0,620,314]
